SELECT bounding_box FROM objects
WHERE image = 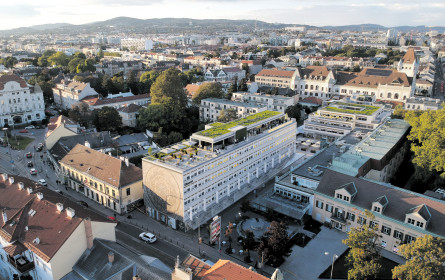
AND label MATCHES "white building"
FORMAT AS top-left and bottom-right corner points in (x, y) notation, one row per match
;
(121, 38), (153, 51)
(0, 74), (45, 127)
(404, 97), (442, 110)
(52, 80), (99, 109)
(232, 91), (297, 112)
(142, 111), (296, 230)
(199, 98), (266, 122)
